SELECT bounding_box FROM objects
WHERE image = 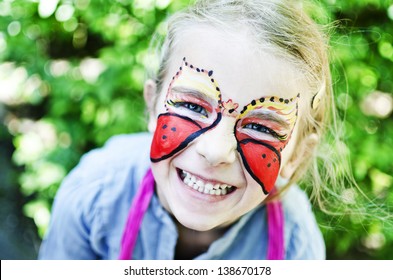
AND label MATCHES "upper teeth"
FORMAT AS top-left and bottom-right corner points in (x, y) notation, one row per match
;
(181, 170), (233, 196)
